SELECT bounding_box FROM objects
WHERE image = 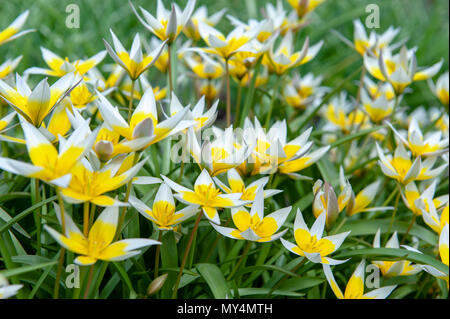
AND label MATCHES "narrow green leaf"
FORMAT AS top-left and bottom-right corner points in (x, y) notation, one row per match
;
(196, 263), (230, 299)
